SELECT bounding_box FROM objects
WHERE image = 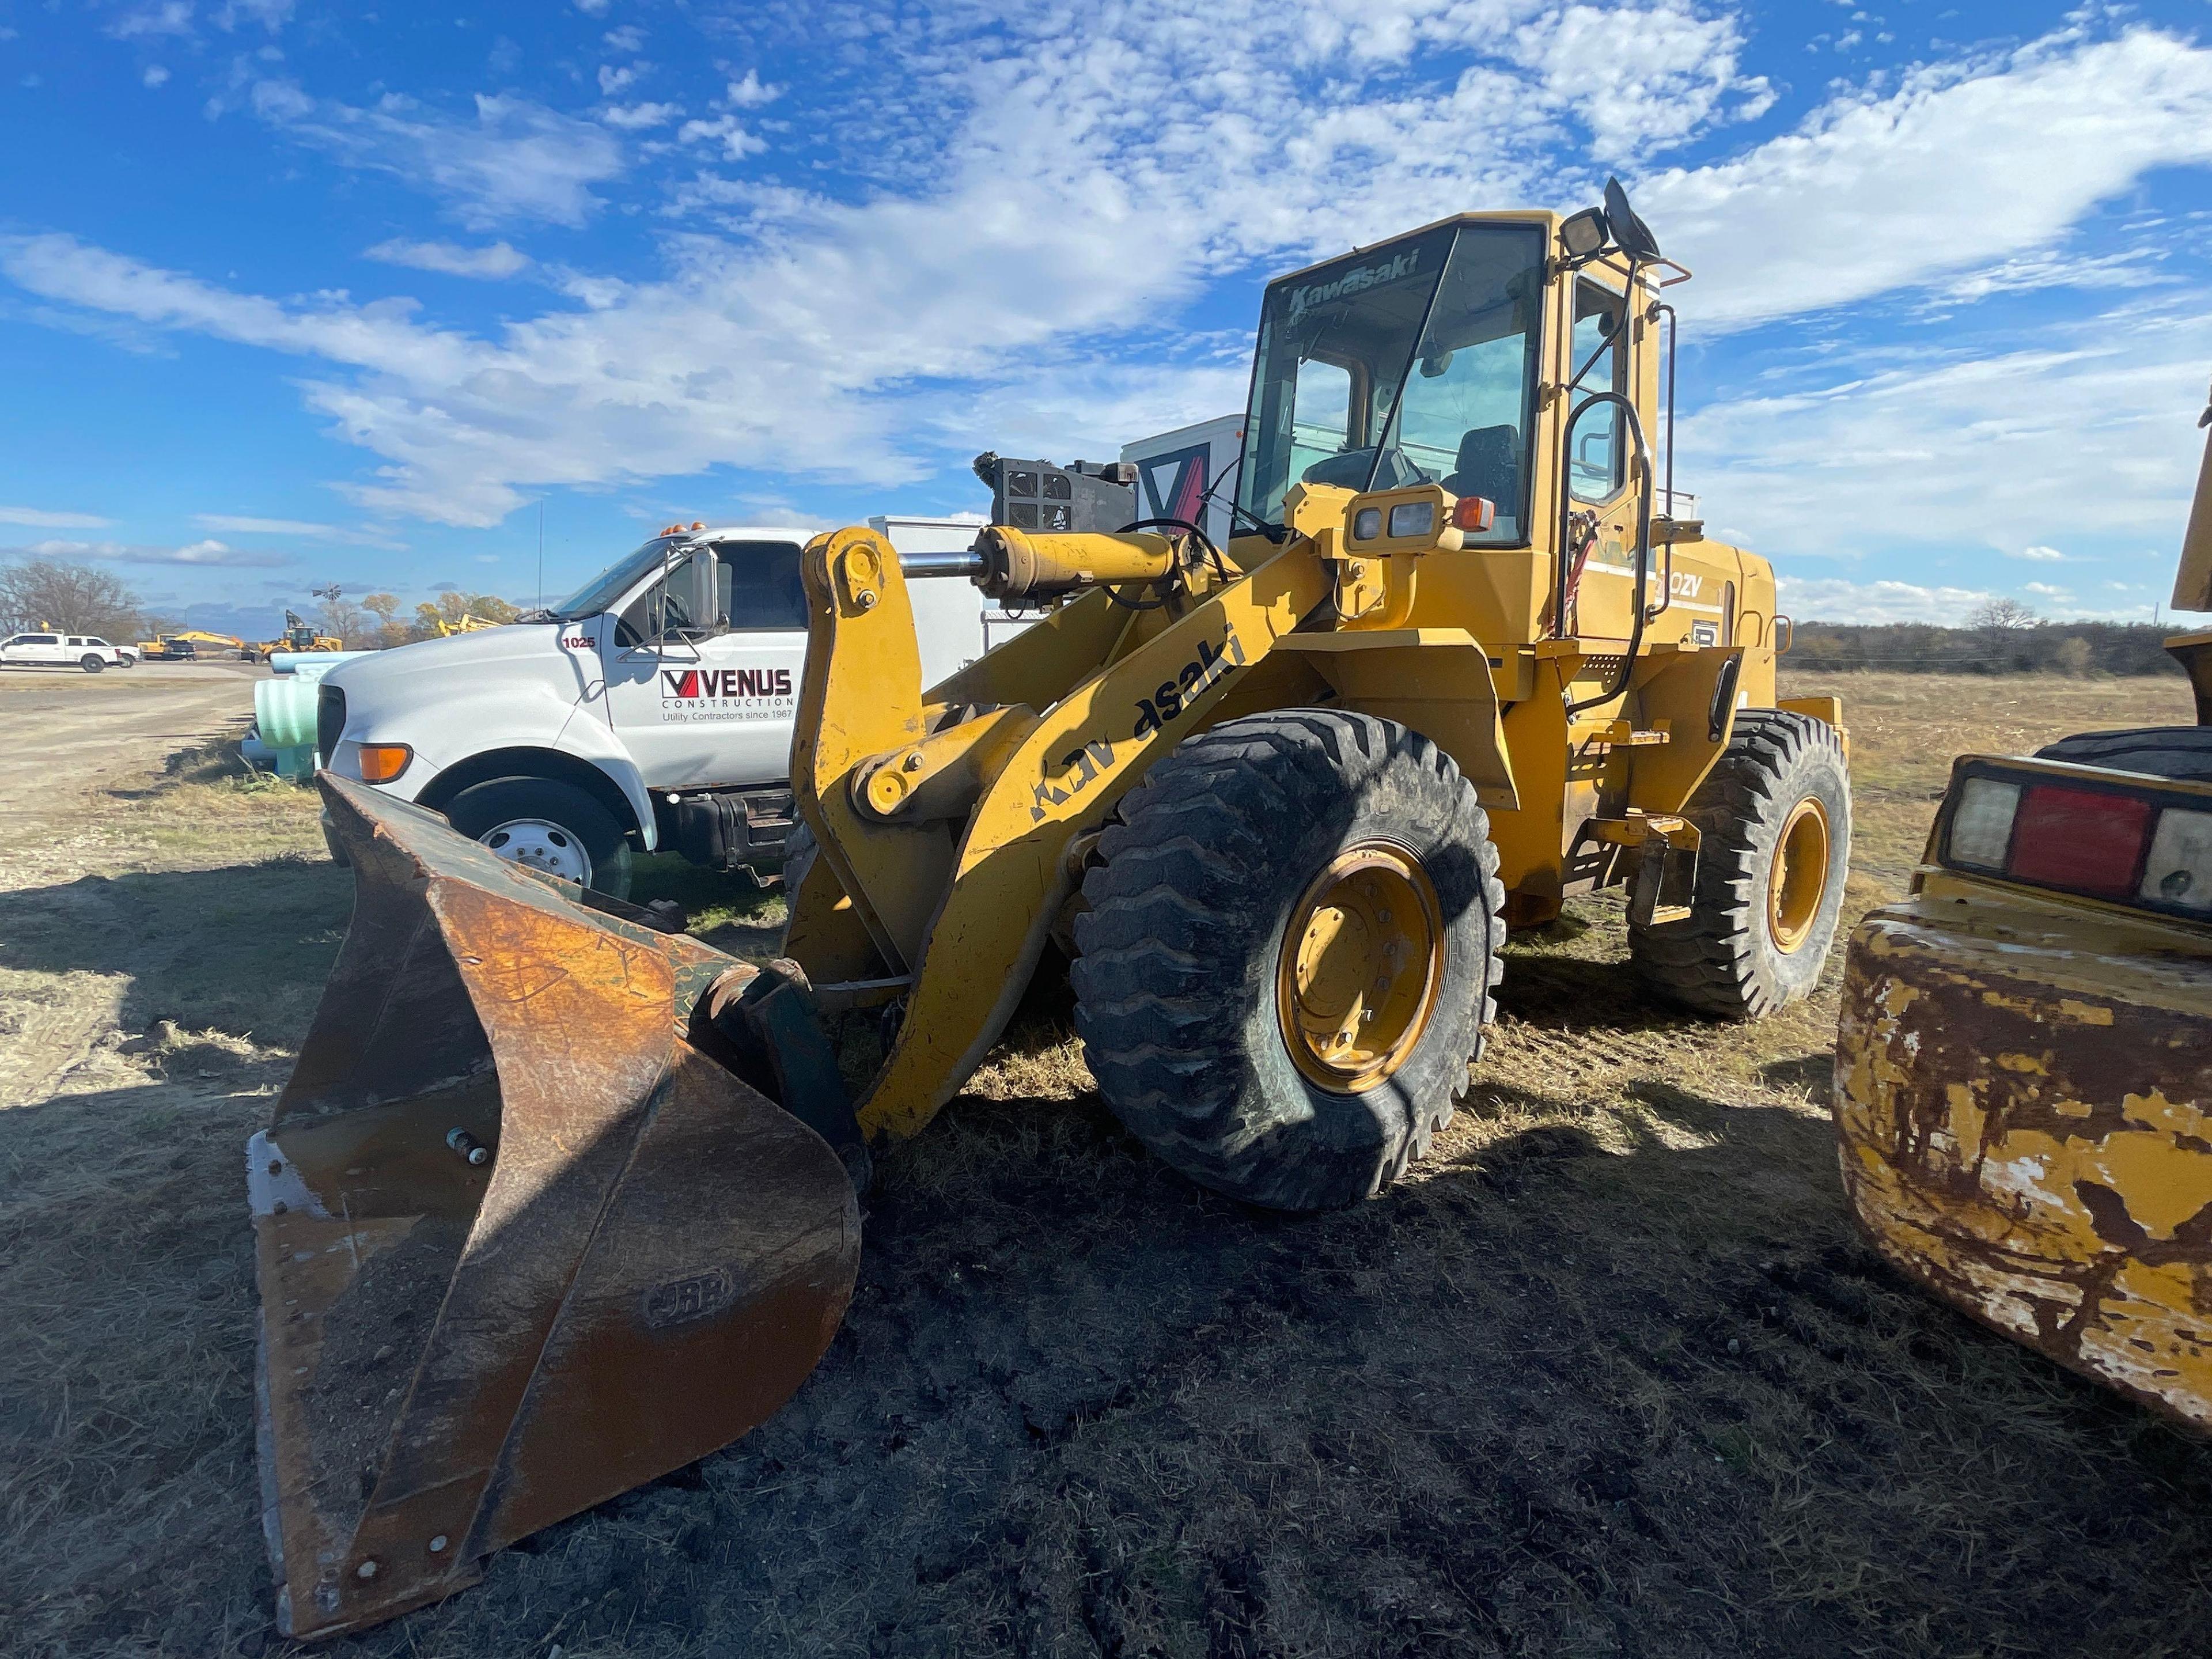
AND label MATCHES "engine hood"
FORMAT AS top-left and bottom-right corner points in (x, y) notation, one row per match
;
(325, 623), (568, 695)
